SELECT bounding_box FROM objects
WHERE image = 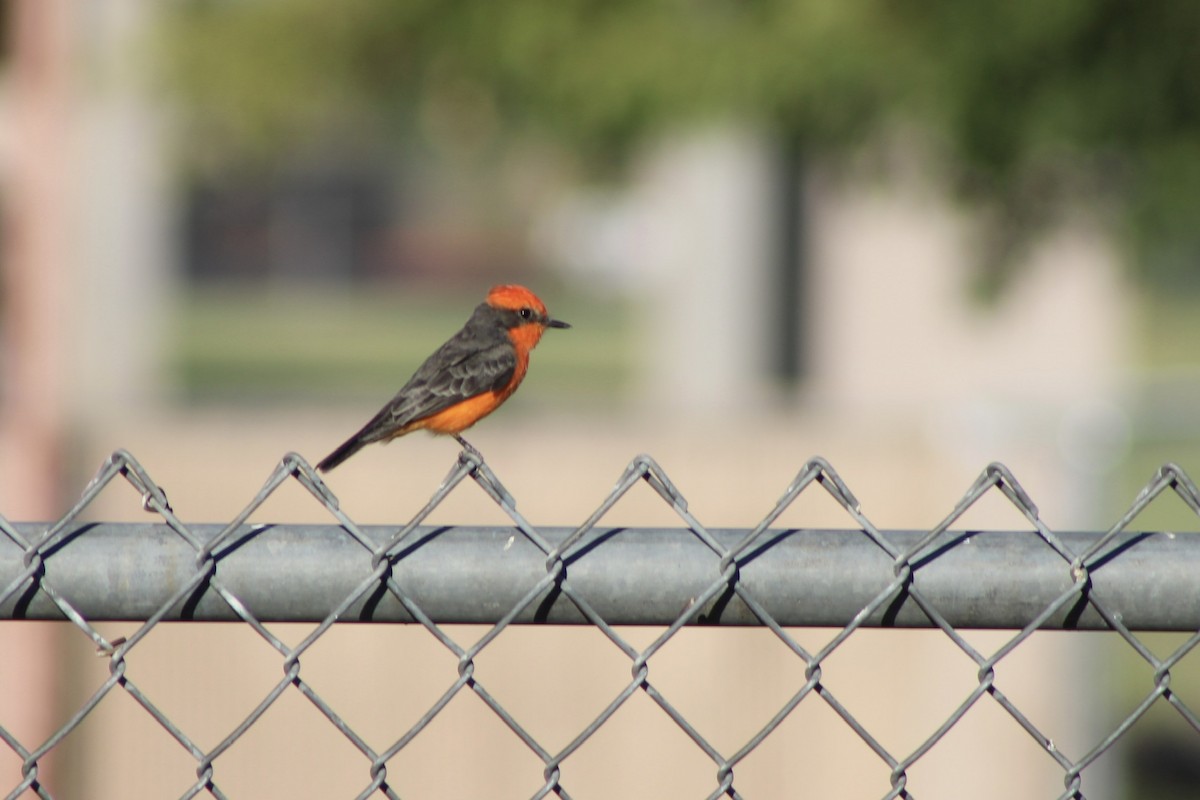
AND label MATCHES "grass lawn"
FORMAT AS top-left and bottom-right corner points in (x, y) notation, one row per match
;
(171, 284), (632, 405)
